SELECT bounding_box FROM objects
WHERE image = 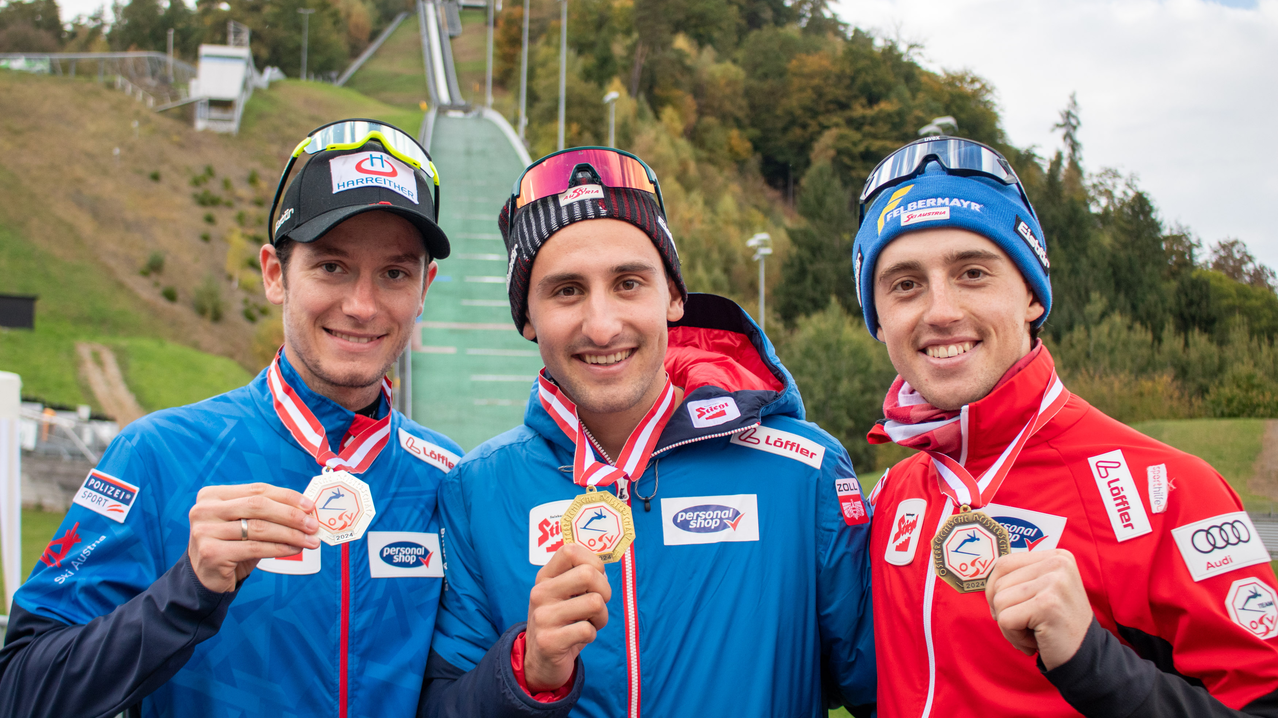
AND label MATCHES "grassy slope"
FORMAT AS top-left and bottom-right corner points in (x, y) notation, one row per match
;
(1132, 417), (1271, 508)
(344, 17), (430, 109)
(0, 72), (421, 412)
